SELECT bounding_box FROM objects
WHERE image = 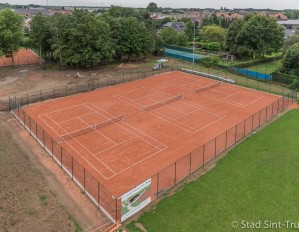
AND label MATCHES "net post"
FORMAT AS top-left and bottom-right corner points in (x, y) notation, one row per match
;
(115, 198), (118, 222)
(259, 110), (261, 125)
